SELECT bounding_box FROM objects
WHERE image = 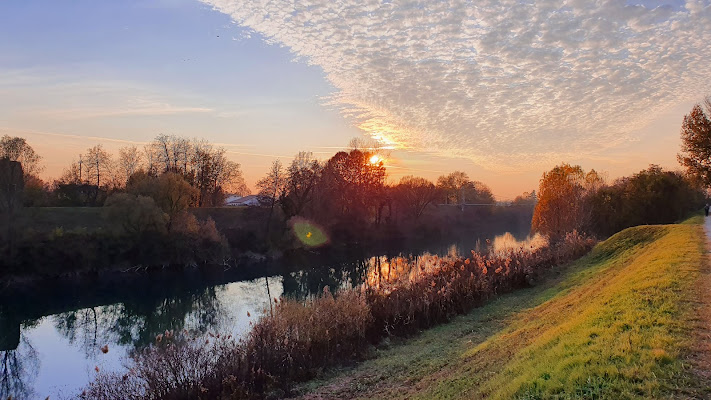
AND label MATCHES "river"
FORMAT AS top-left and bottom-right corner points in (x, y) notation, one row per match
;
(0, 228), (540, 399)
